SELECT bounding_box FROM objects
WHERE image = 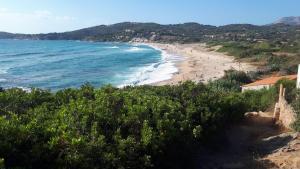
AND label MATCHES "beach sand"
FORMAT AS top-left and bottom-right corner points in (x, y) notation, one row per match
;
(146, 43), (256, 86)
